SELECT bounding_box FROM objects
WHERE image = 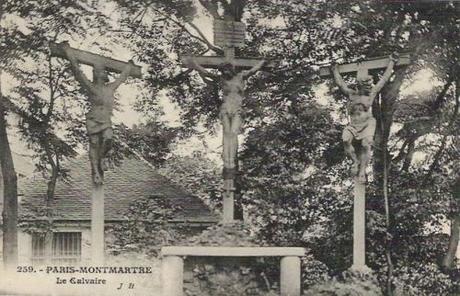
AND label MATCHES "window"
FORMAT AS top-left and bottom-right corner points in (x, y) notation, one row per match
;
(31, 234), (46, 266)
(31, 232), (81, 265)
(52, 232), (82, 264)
